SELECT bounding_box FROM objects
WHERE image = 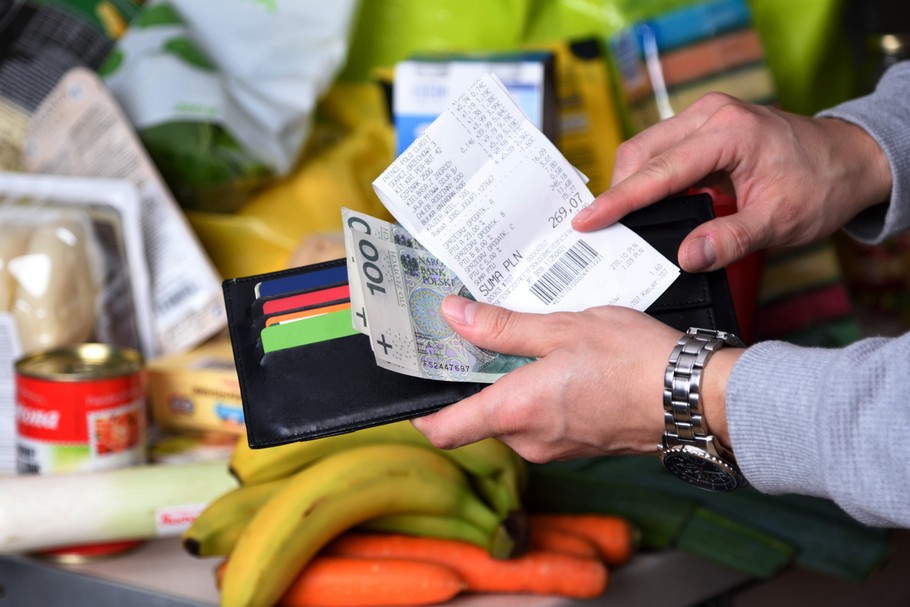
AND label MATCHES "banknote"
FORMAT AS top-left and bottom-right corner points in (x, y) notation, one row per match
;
(342, 207), (424, 337)
(343, 210), (533, 383)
